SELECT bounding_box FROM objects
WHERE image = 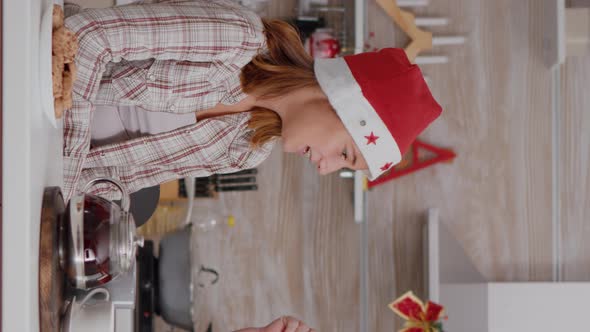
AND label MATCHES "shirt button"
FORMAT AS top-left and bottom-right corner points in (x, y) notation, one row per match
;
(169, 105), (176, 111)
(360, 120), (367, 126)
(148, 74), (156, 81)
